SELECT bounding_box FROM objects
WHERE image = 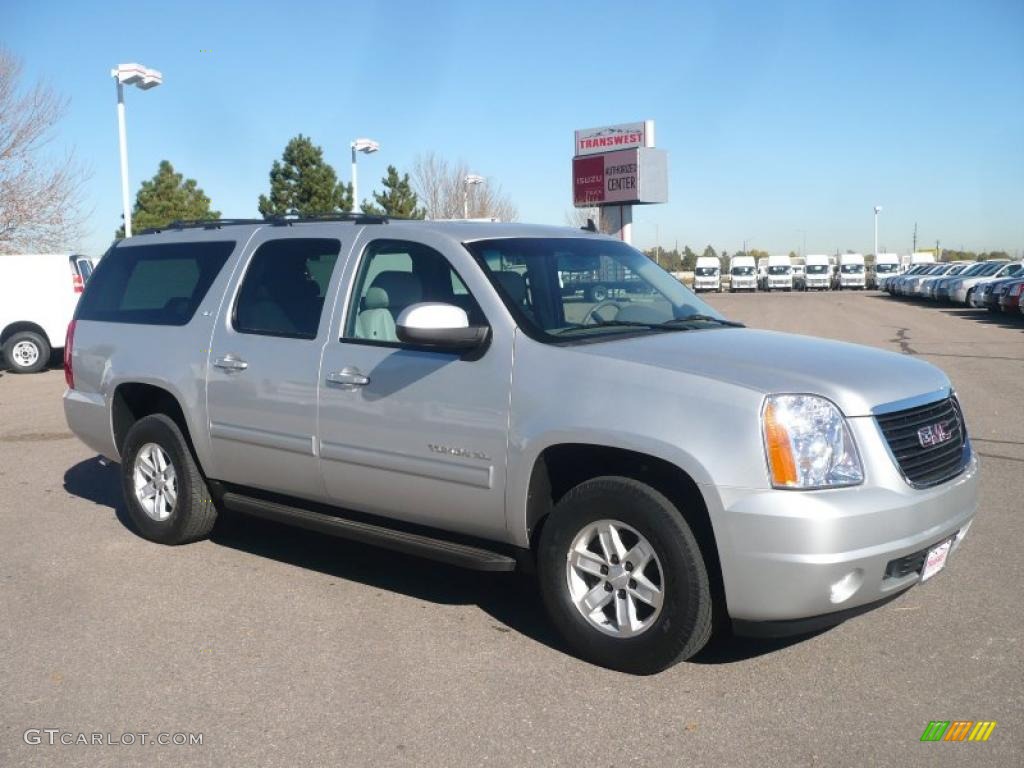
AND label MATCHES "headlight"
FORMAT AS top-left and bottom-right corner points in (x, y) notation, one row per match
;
(762, 395), (863, 489)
